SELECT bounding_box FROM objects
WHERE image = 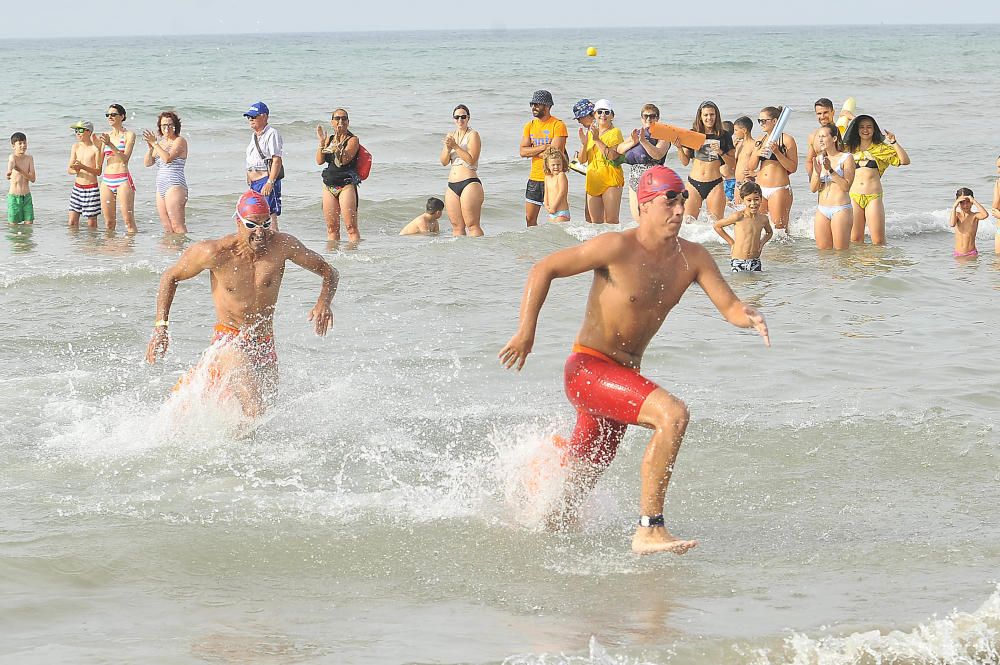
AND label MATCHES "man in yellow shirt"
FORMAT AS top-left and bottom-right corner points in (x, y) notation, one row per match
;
(519, 90), (568, 226)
